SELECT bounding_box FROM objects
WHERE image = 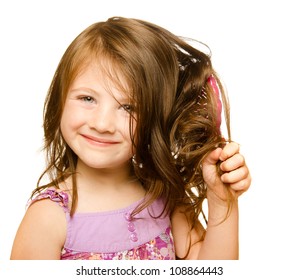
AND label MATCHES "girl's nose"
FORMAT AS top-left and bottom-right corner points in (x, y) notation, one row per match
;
(89, 106), (116, 133)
